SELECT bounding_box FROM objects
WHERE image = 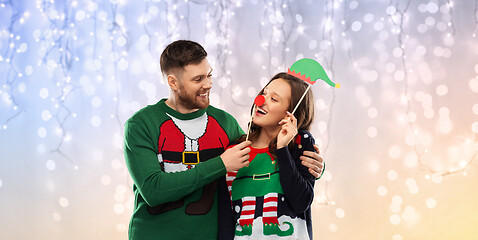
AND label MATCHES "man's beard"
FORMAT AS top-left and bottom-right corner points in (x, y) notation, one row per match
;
(178, 86), (209, 110)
